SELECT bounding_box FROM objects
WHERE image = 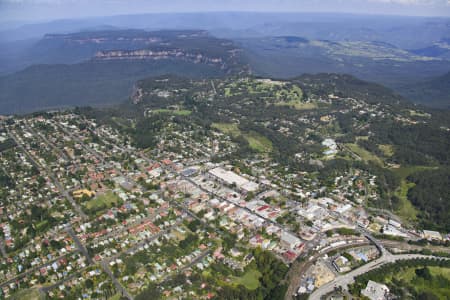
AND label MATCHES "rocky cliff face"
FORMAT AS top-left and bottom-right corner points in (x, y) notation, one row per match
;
(94, 49), (224, 66)
(94, 47), (248, 74)
(21, 29), (249, 75)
